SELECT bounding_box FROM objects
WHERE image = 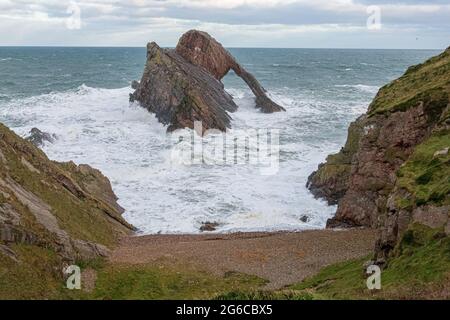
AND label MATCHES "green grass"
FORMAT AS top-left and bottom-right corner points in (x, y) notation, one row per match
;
(88, 266), (266, 300)
(0, 246), (267, 300)
(0, 245), (67, 300)
(289, 258), (371, 300)
(2, 226), (449, 300)
(396, 130), (450, 208)
(286, 225), (450, 300)
(369, 47), (450, 116)
(0, 123), (129, 248)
